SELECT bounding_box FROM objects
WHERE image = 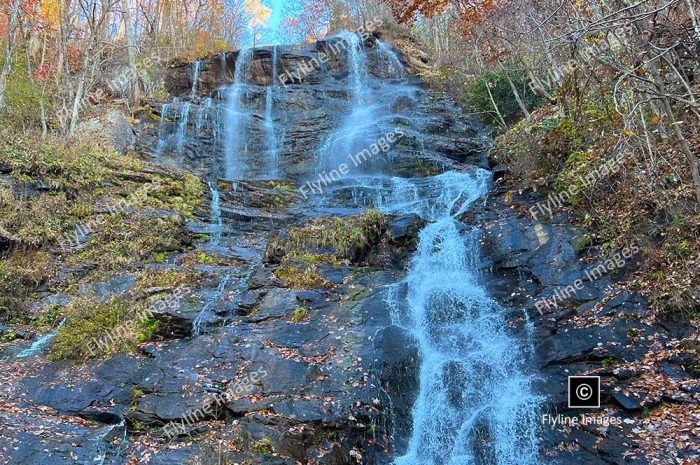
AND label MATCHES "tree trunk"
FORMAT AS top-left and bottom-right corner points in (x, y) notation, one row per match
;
(0, 0), (23, 111)
(499, 61), (531, 122)
(121, 0), (140, 100)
